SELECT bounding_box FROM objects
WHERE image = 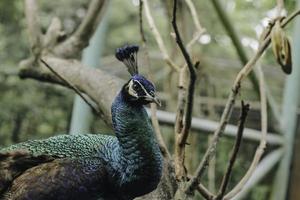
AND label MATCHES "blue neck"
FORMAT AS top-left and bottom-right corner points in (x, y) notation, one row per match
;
(110, 90), (163, 196)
